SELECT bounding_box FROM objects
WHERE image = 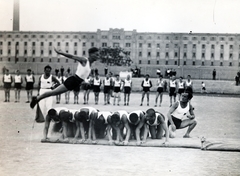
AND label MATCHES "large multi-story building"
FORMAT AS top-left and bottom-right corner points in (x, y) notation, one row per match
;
(0, 29), (240, 79)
